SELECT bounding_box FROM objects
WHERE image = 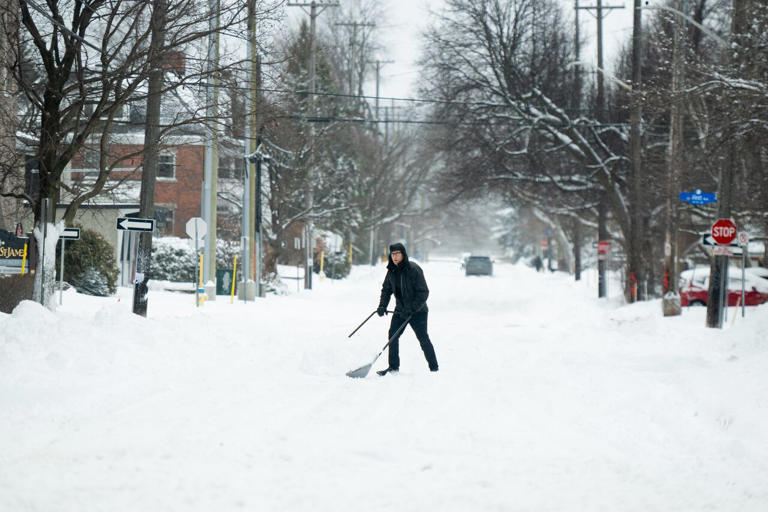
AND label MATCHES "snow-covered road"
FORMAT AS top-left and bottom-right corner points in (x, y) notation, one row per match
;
(1, 260), (767, 511)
